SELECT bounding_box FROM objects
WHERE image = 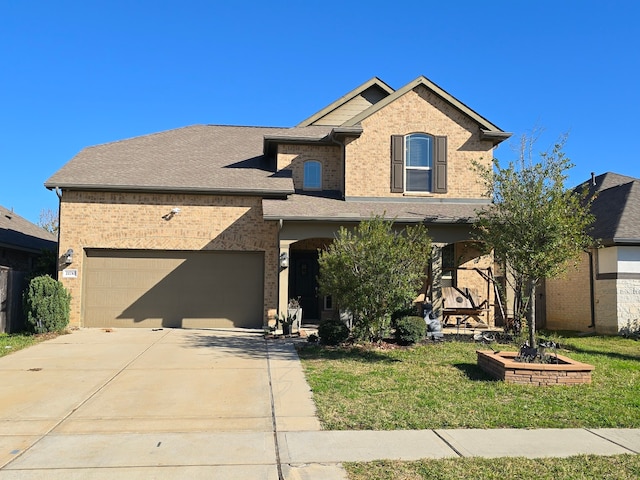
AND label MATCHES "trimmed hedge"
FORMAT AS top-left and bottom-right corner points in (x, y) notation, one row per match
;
(23, 275), (71, 333)
(318, 317), (350, 346)
(394, 316), (426, 345)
